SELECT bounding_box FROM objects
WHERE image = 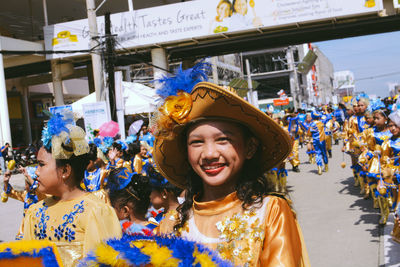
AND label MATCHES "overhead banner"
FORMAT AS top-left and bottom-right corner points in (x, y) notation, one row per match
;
(44, 0), (383, 59)
(394, 0), (400, 8)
